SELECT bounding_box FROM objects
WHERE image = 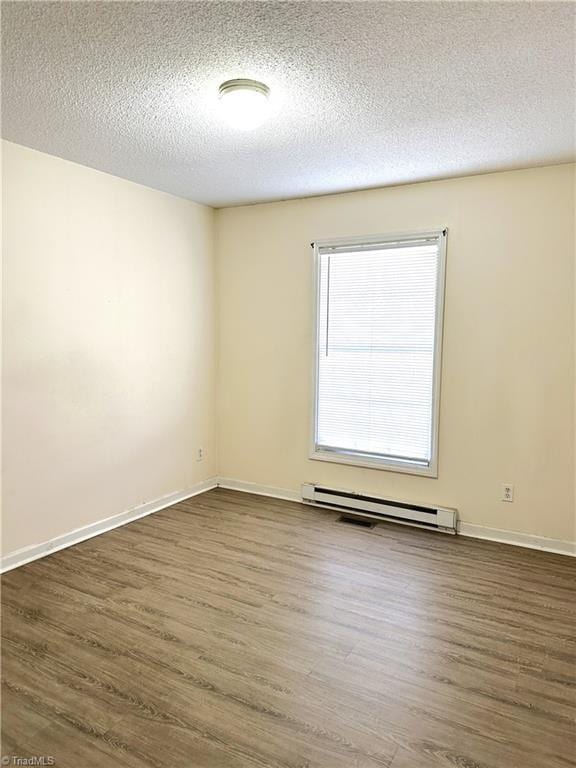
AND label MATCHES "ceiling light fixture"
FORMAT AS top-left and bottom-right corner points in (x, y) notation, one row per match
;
(218, 79), (270, 130)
